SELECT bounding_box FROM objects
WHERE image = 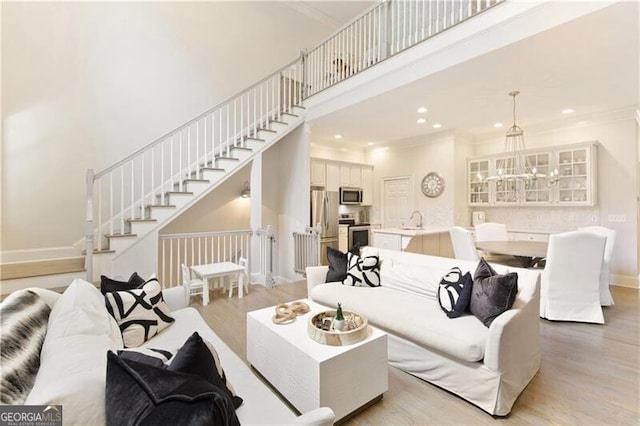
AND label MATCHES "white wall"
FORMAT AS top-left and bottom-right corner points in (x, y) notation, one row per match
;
(366, 132), (459, 226)
(262, 124), (311, 283)
(159, 165), (251, 234)
(1, 1), (338, 255)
